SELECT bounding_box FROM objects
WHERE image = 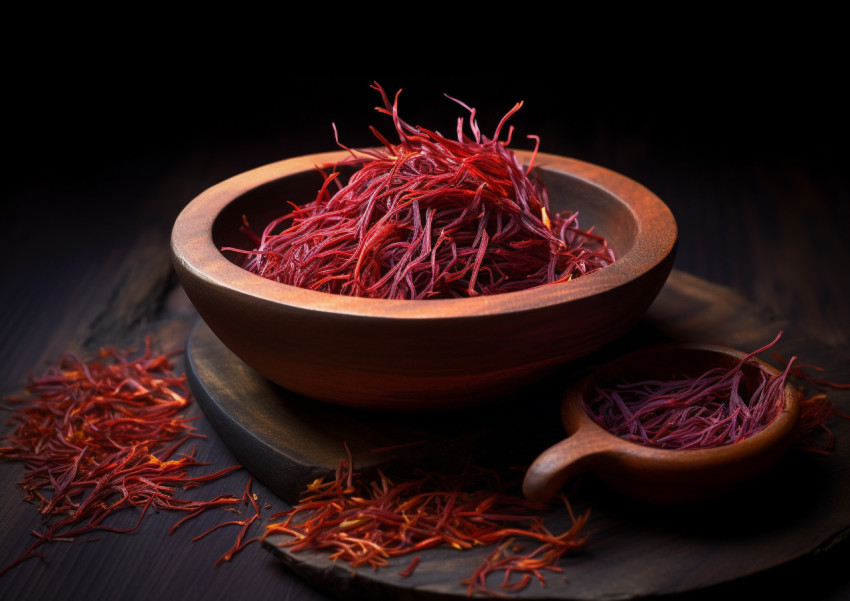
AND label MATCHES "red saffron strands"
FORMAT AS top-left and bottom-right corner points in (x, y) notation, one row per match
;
(583, 334), (795, 450)
(770, 353), (850, 455)
(191, 477), (263, 565)
(0, 339), (255, 575)
(224, 82), (614, 299)
(263, 445), (589, 596)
